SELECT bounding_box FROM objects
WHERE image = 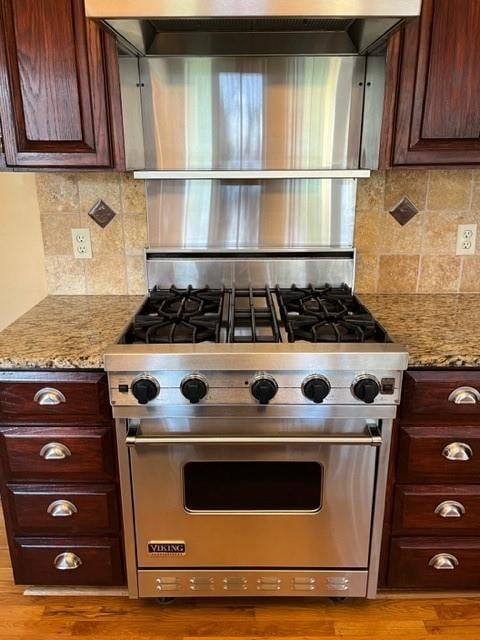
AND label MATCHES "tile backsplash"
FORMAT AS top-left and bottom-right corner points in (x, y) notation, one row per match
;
(37, 169), (480, 296)
(355, 169), (480, 293)
(37, 173), (148, 295)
